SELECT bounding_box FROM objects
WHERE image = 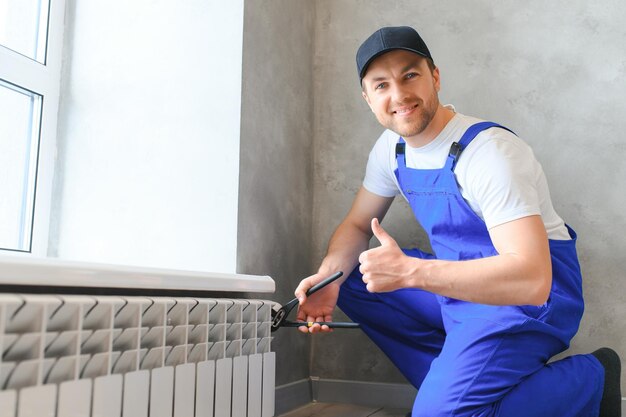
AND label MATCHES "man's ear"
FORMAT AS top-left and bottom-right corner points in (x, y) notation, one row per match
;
(433, 66), (441, 92)
(362, 89), (374, 112)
